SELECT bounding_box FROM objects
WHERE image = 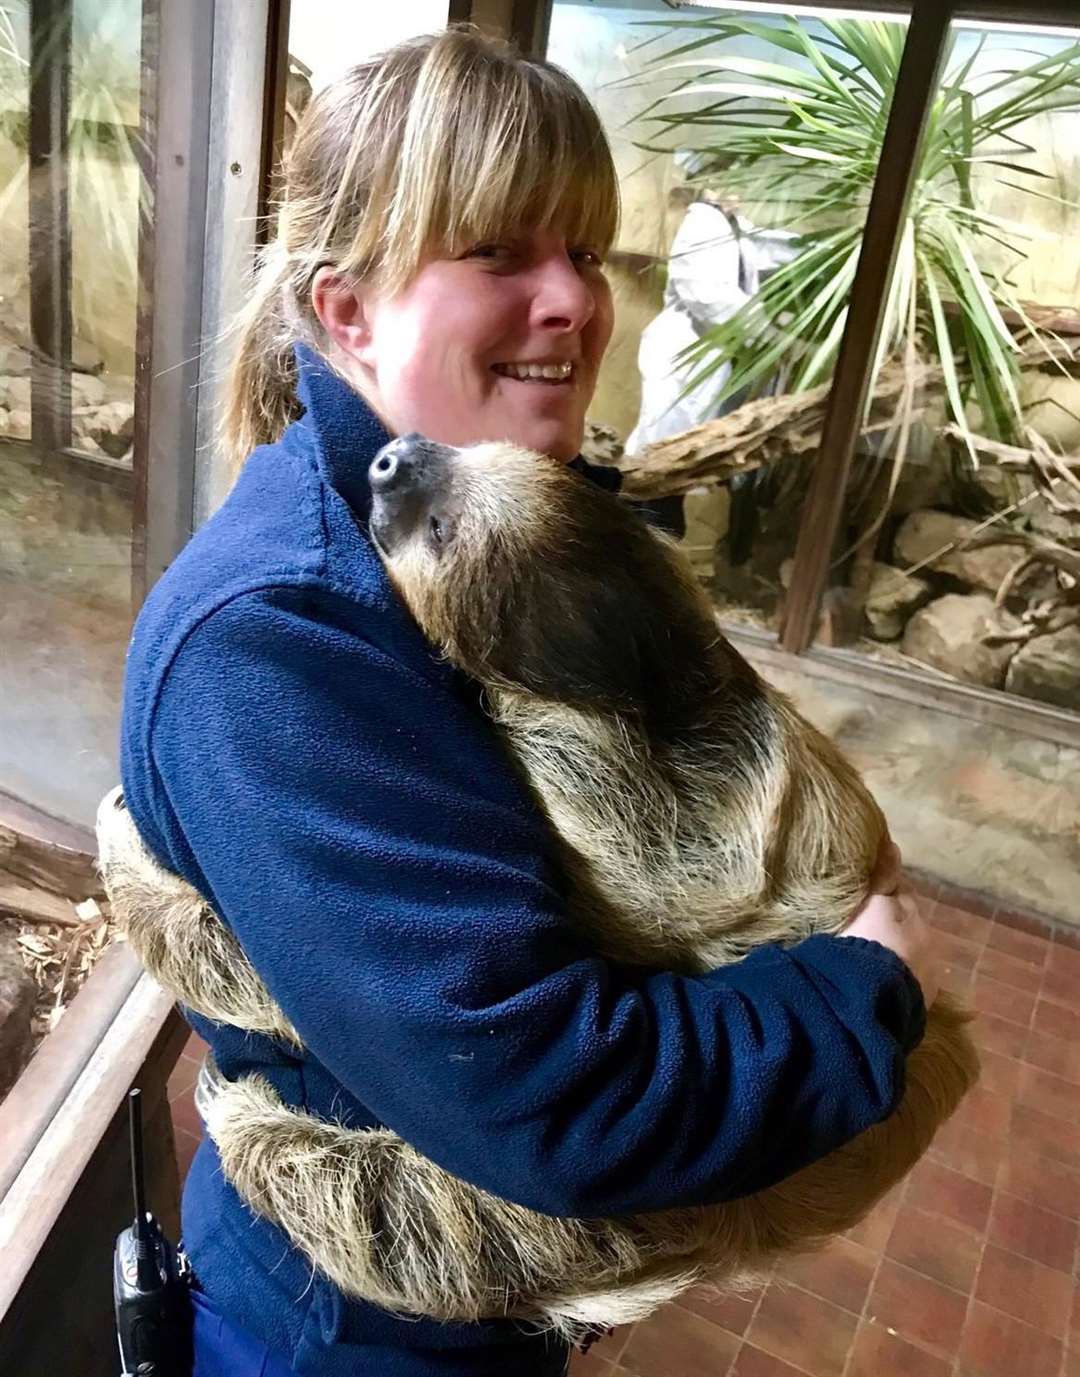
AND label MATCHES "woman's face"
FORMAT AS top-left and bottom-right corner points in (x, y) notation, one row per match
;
(327, 228), (614, 463)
